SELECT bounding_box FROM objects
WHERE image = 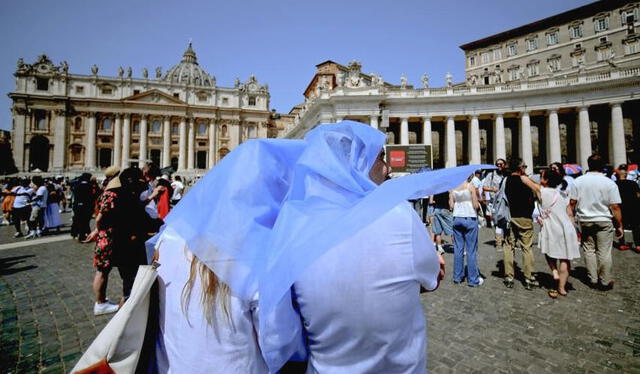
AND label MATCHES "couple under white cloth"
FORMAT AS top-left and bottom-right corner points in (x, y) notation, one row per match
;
(148, 121), (490, 373)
